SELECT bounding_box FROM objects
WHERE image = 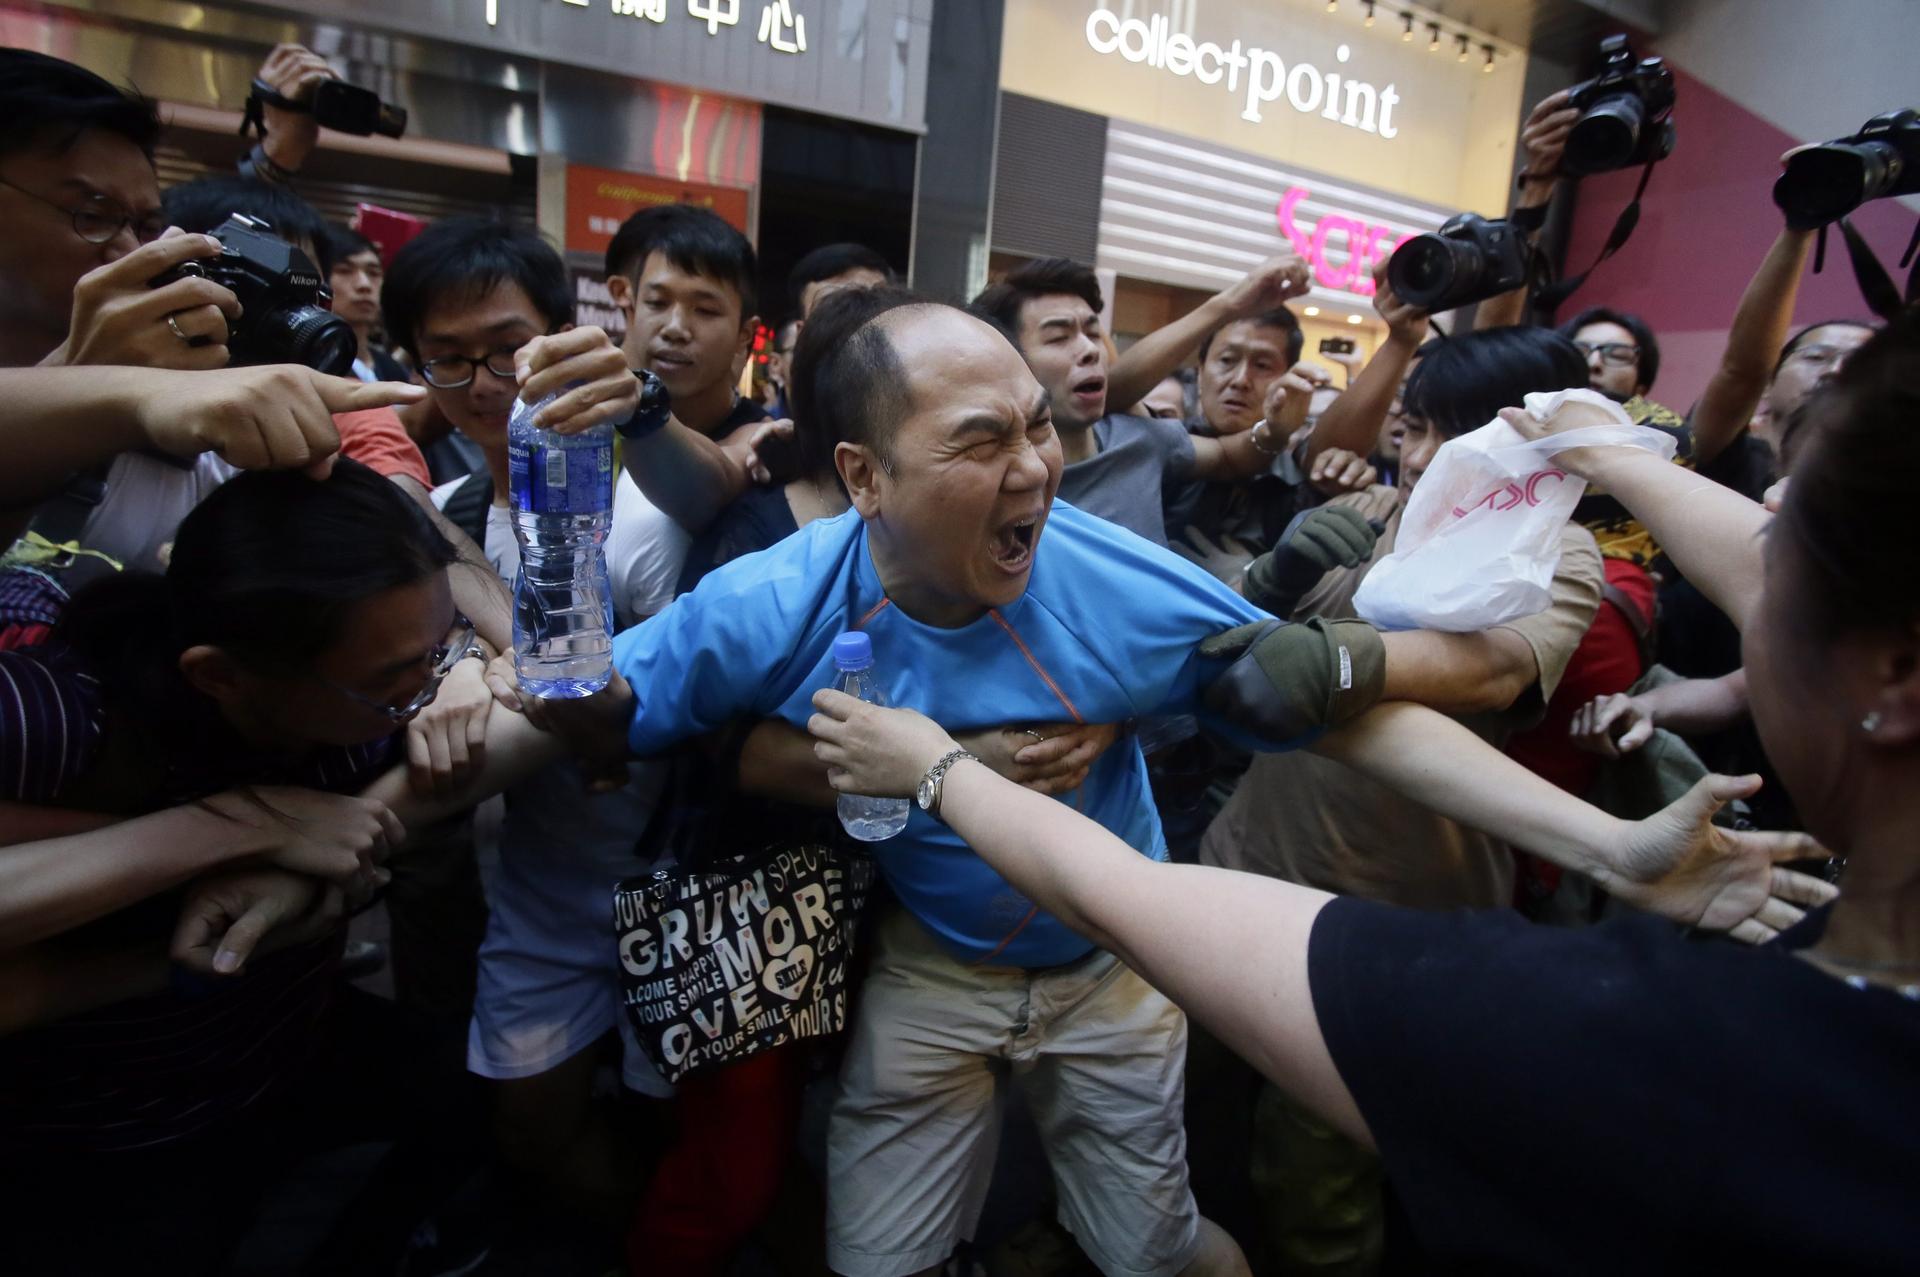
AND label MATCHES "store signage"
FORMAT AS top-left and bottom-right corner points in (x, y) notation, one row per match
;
(564, 164), (751, 256)
(499, 0), (808, 53)
(1275, 186), (1415, 296)
(1085, 9), (1399, 135)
